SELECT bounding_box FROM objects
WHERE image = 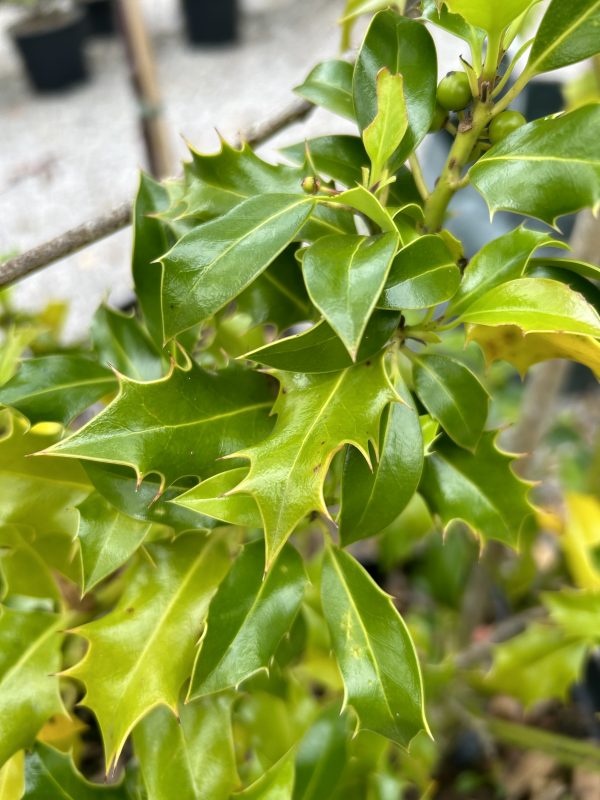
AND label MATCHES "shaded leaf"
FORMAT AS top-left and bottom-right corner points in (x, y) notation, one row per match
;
(294, 60), (355, 120)
(24, 743), (126, 799)
(281, 136), (368, 189)
(303, 233), (399, 358)
(0, 356), (115, 427)
(528, 0), (600, 75)
(420, 432), (532, 547)
(412, 354), (489, 450)
(188, 540), (307, 699)
(91, 305), (164, 381)
(0, 526), (61, 602)
(65, 534), (230, 769)
(527, 255), (600, 283)
(45, 362), (274, 489)
(293, 705), (348, 800)
(469, 106), (600, 225)
(321, 546), (428, 746)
